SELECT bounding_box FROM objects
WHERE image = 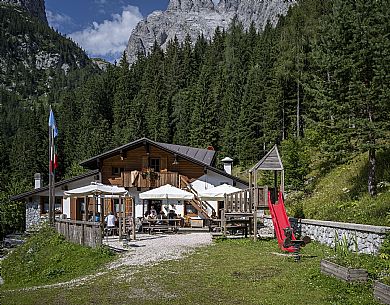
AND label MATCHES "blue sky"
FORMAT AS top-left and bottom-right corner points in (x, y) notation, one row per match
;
(46, 0), (169, 62)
